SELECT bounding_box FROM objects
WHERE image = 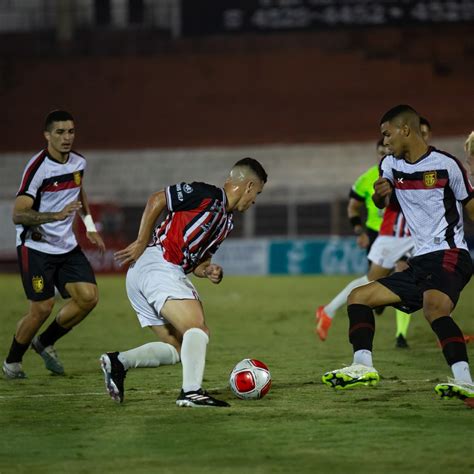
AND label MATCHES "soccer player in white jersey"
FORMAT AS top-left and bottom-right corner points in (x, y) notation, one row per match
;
(2, 110), (105, 379)
(322, 105), (474, 407)
(99, 158), (267, 407)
